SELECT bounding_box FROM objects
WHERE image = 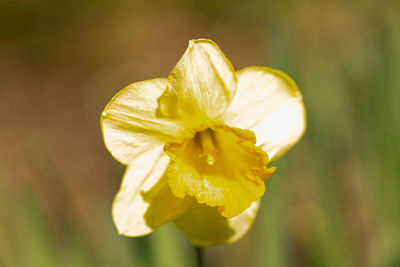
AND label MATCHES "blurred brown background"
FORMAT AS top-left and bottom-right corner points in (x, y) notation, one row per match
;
(1, 0), (399, 266)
